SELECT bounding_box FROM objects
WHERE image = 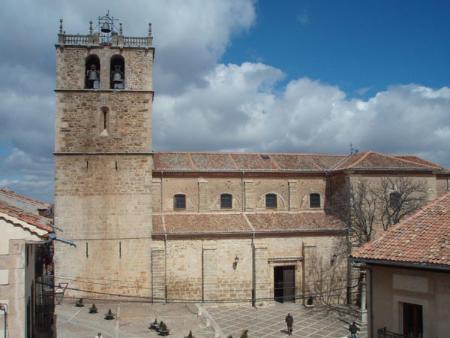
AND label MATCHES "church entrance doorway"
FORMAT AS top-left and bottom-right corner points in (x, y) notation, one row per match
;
(274, 265), (295, 303)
